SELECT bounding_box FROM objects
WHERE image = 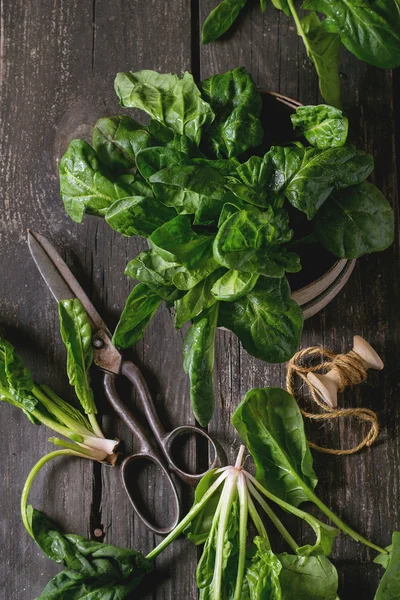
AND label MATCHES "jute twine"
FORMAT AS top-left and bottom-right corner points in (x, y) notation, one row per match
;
(286, 346), (379, 455)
